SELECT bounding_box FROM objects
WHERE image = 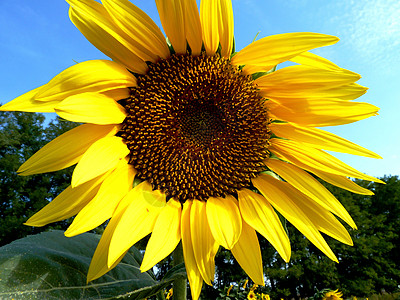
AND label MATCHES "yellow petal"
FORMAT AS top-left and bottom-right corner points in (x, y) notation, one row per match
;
(34, 60), (136, 102)
(68, 3), (148, 73)
(290, 51), (340, 70)
(267, 98), (379, 127)
(140, 182), (168, 208)
(231, 32), (339, 68)
(108, 181), (166, 267)
(25, 174), (106, 227)
(181, 201), (204, 300)
(270, 139), (384, 183)
(65, 159), (136, 237)
(87, 189), (136, 282)
(182, 0), (202, 56)
(0, 87), (60, 113)
(252, 174), (338, 262)
(206, 195), (242, 250)
(217, 0), (234, 58)
(102, 88), (130, 100)
(237, 188), (290, 262)
(269, 122), (381, 159)
(88, 235), (128, 282)
(18, 124), (119, 176)
(155, 0), (186, 54)
(307, 167), (374, 196)
(102, 0), (169, 60)
(55, 92), (126, 124)
(71, 136), (129, 187)
(255, 65), (361, 97)
(262, 82), (368, 101)
(231, 219), (264, 285)
(201, 0), (219, 55)
(292, 190), (353, 246)
(141, 199), (182, 272)
(265, 159), (356, 229)
(190, 199), (218, 285)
